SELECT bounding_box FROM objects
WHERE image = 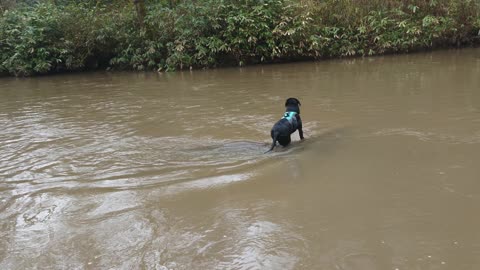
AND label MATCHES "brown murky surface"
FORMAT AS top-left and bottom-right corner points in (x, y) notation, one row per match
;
(1, 48), (480, 269)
